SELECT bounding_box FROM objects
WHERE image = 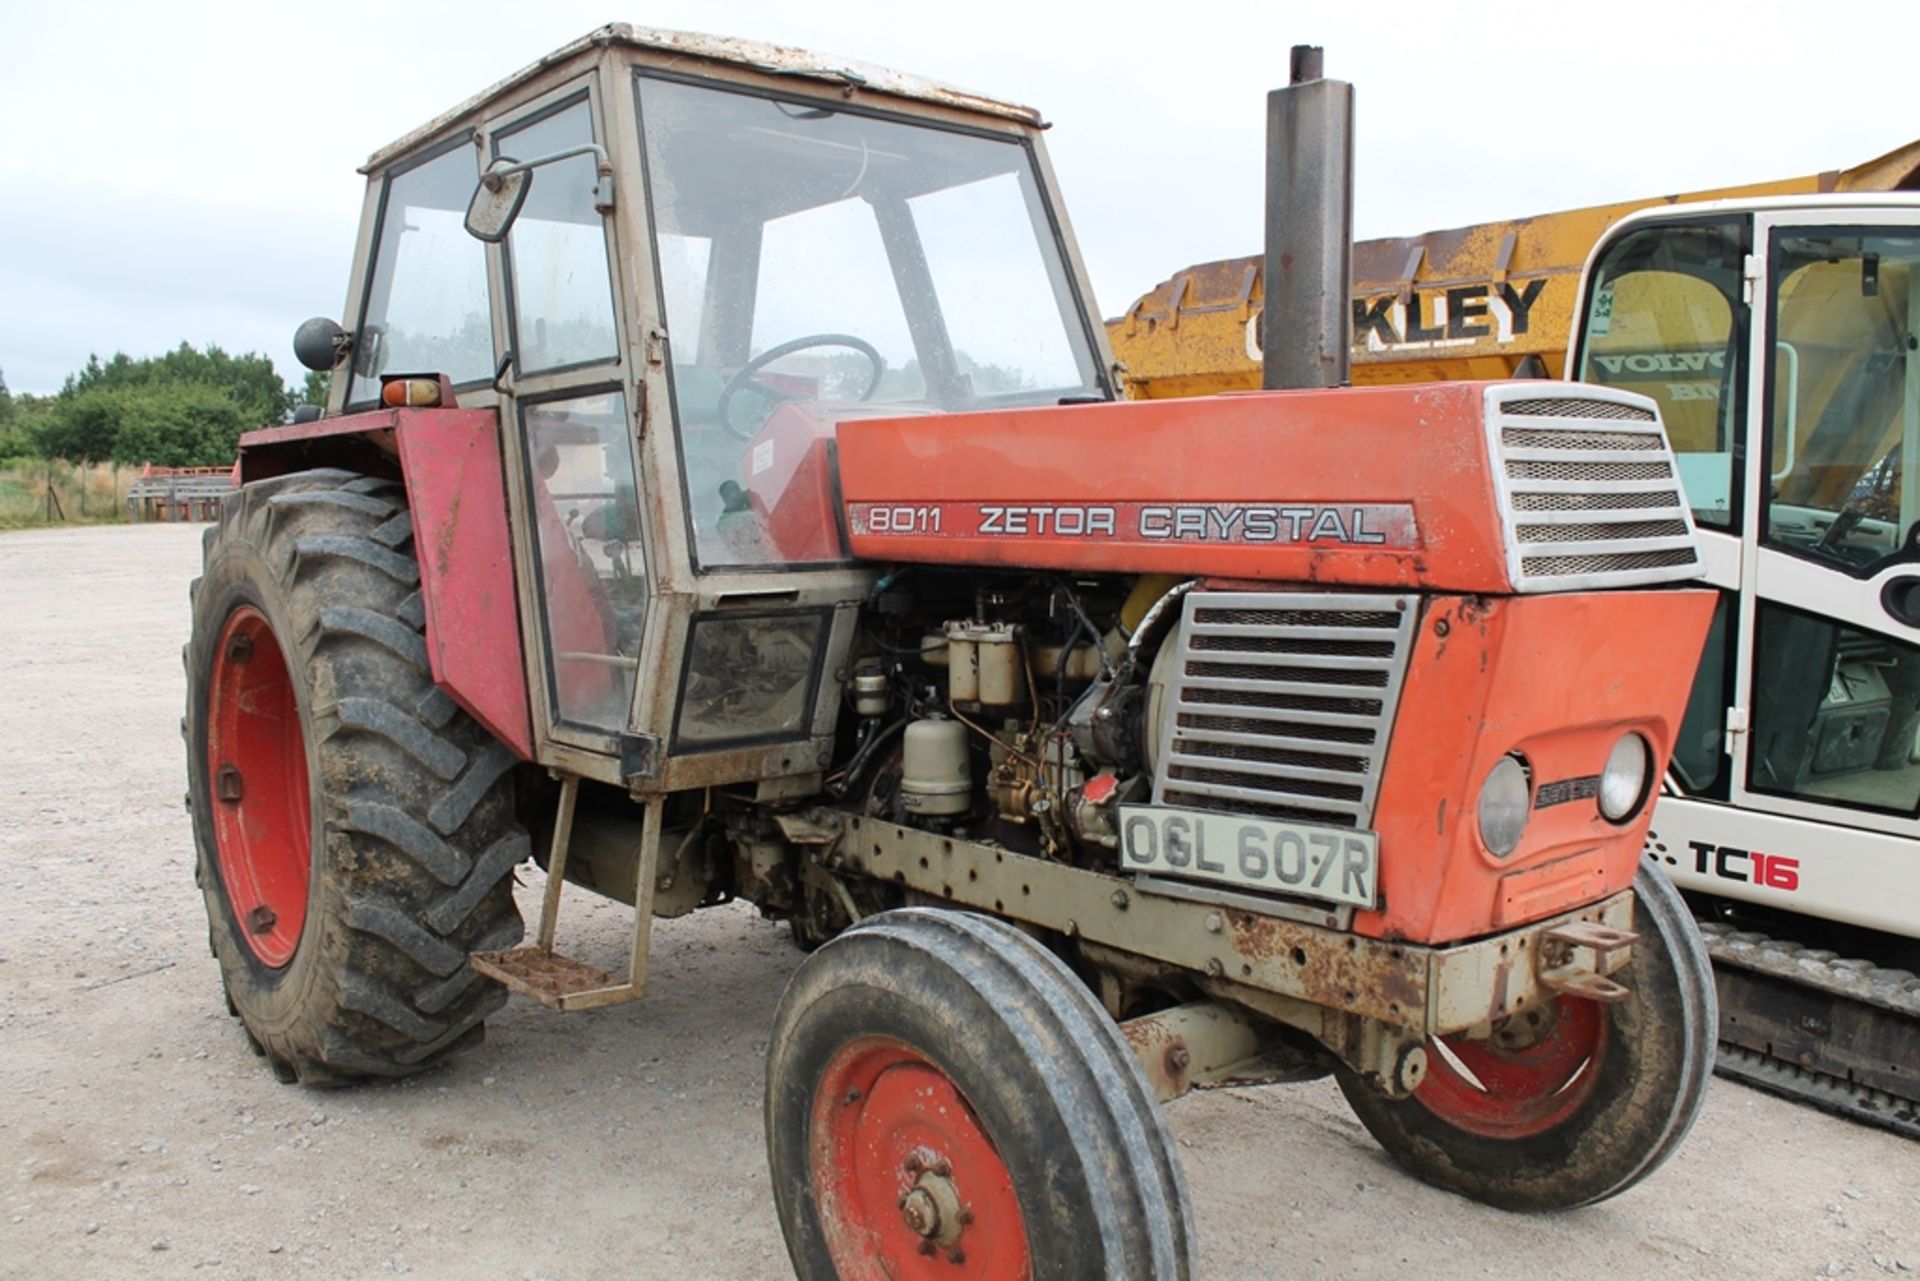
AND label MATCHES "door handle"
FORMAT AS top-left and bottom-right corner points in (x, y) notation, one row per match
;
(1879, 574), (1920, 627)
